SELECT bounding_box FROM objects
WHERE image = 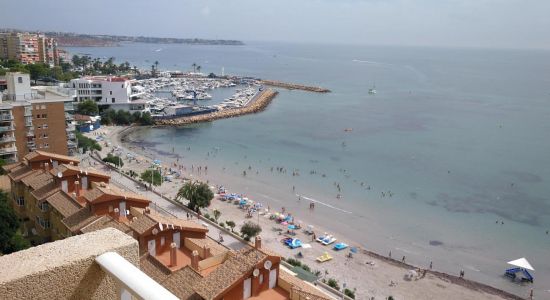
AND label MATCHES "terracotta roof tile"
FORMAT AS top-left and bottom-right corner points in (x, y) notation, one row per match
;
(279, 268), (332, 299)
(2, 162), (23, 172)
(21, 171), (53, 190)
(139, 254), (172, 283)
(81, 215), (133, 235)
(7, 165), (37, 182)
(25, 150), (79, 164)
(31, 181), (60, 201)
(186, 237), (228, 257)
(45, 191), (81, 217)
(194, 247), (268, 299)
(162, 266), (202, 299)
(51, 164), (110, 179)
(62, 207), (101, 233)
(83, 183), (149, 203)
(128, 212), (157, 235)
(144, 210), (208, 233)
